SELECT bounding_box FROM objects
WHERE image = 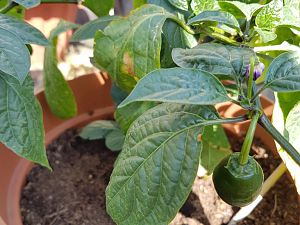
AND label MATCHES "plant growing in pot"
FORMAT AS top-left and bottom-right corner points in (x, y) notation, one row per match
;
(77, 0), (300, 223)
(1, 0), (300, 224)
